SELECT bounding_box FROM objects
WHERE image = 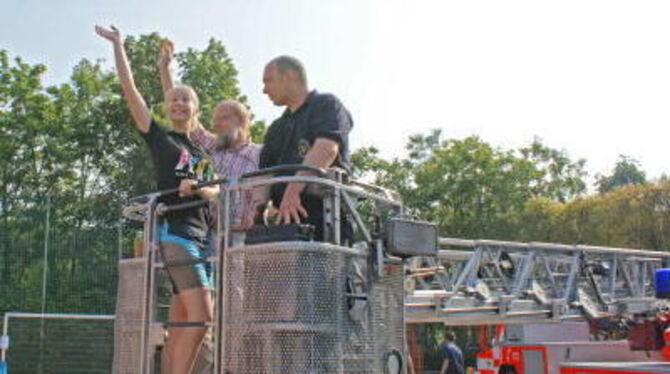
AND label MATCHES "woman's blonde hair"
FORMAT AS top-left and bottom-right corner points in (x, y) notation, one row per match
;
(164, 84), (201, 131)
